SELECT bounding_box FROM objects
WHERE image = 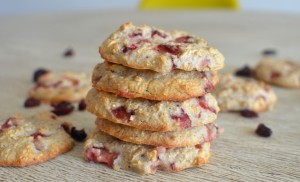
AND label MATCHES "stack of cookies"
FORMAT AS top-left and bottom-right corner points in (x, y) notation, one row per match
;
(84, 22), (225, 174)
